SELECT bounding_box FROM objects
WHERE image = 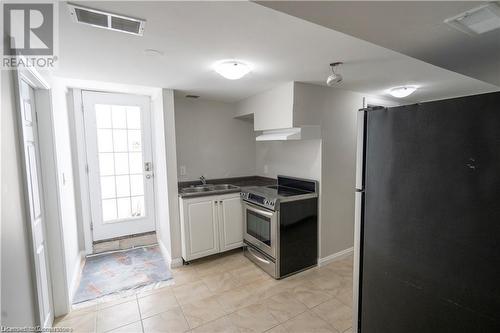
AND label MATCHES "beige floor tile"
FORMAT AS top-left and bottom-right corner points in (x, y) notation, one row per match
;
(54, 311), (97, 333)
(290, 281), (332, 309)
(96, 300), (140, 332)
(312, 298), (352, 333)
(228, 302), (279, 333)
(280, 310), (336, 333)
(172, 280), (214, 305)
(142, 307), (189, 333)
(171, 268), (201, 286)
(191, 316), (239, 333)
(98, 293), (137, 310)
(265, 324), (288, 333)
(342, 328), (353, 333)
(264, 291), (307, 323)
(181, 295), (227, 329)
(310, 274), (349, 298)
(136, 285), (171, 298)
(107, 321), (143, 333)
(232, 265), (269, 286)
(335, 288), (353, 308)
(202, 271), (241, 293)
(215, 286), (258, 314)
(138, 289), (179, 319)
